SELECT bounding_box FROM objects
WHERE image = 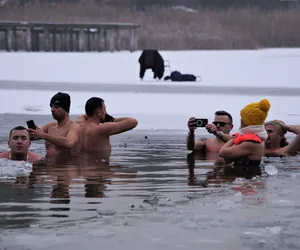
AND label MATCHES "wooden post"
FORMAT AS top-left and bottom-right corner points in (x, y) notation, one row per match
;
(65, 29), (70, 52)
(31, 29), (39, 51)
(25, 27), (31, 51)
(59, 30), (65, 51)
(53, 29), (57, 52)
(116, 28), (121, 51)
(78, 28), (85, 52)
(96, 28), (102, 52)
(91, 29), (96, 51)
(44, 27), (50, 52)
(87, 29), (91, 51)
(74, 30), (79, 51)
(129, 28), (137, 52)
(5, 28), (12, 51)
(12, 27), (17, 51)
(107, 29), (114, 52)
(69, 30), (73, 52)
(103, 29), (107, 51)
